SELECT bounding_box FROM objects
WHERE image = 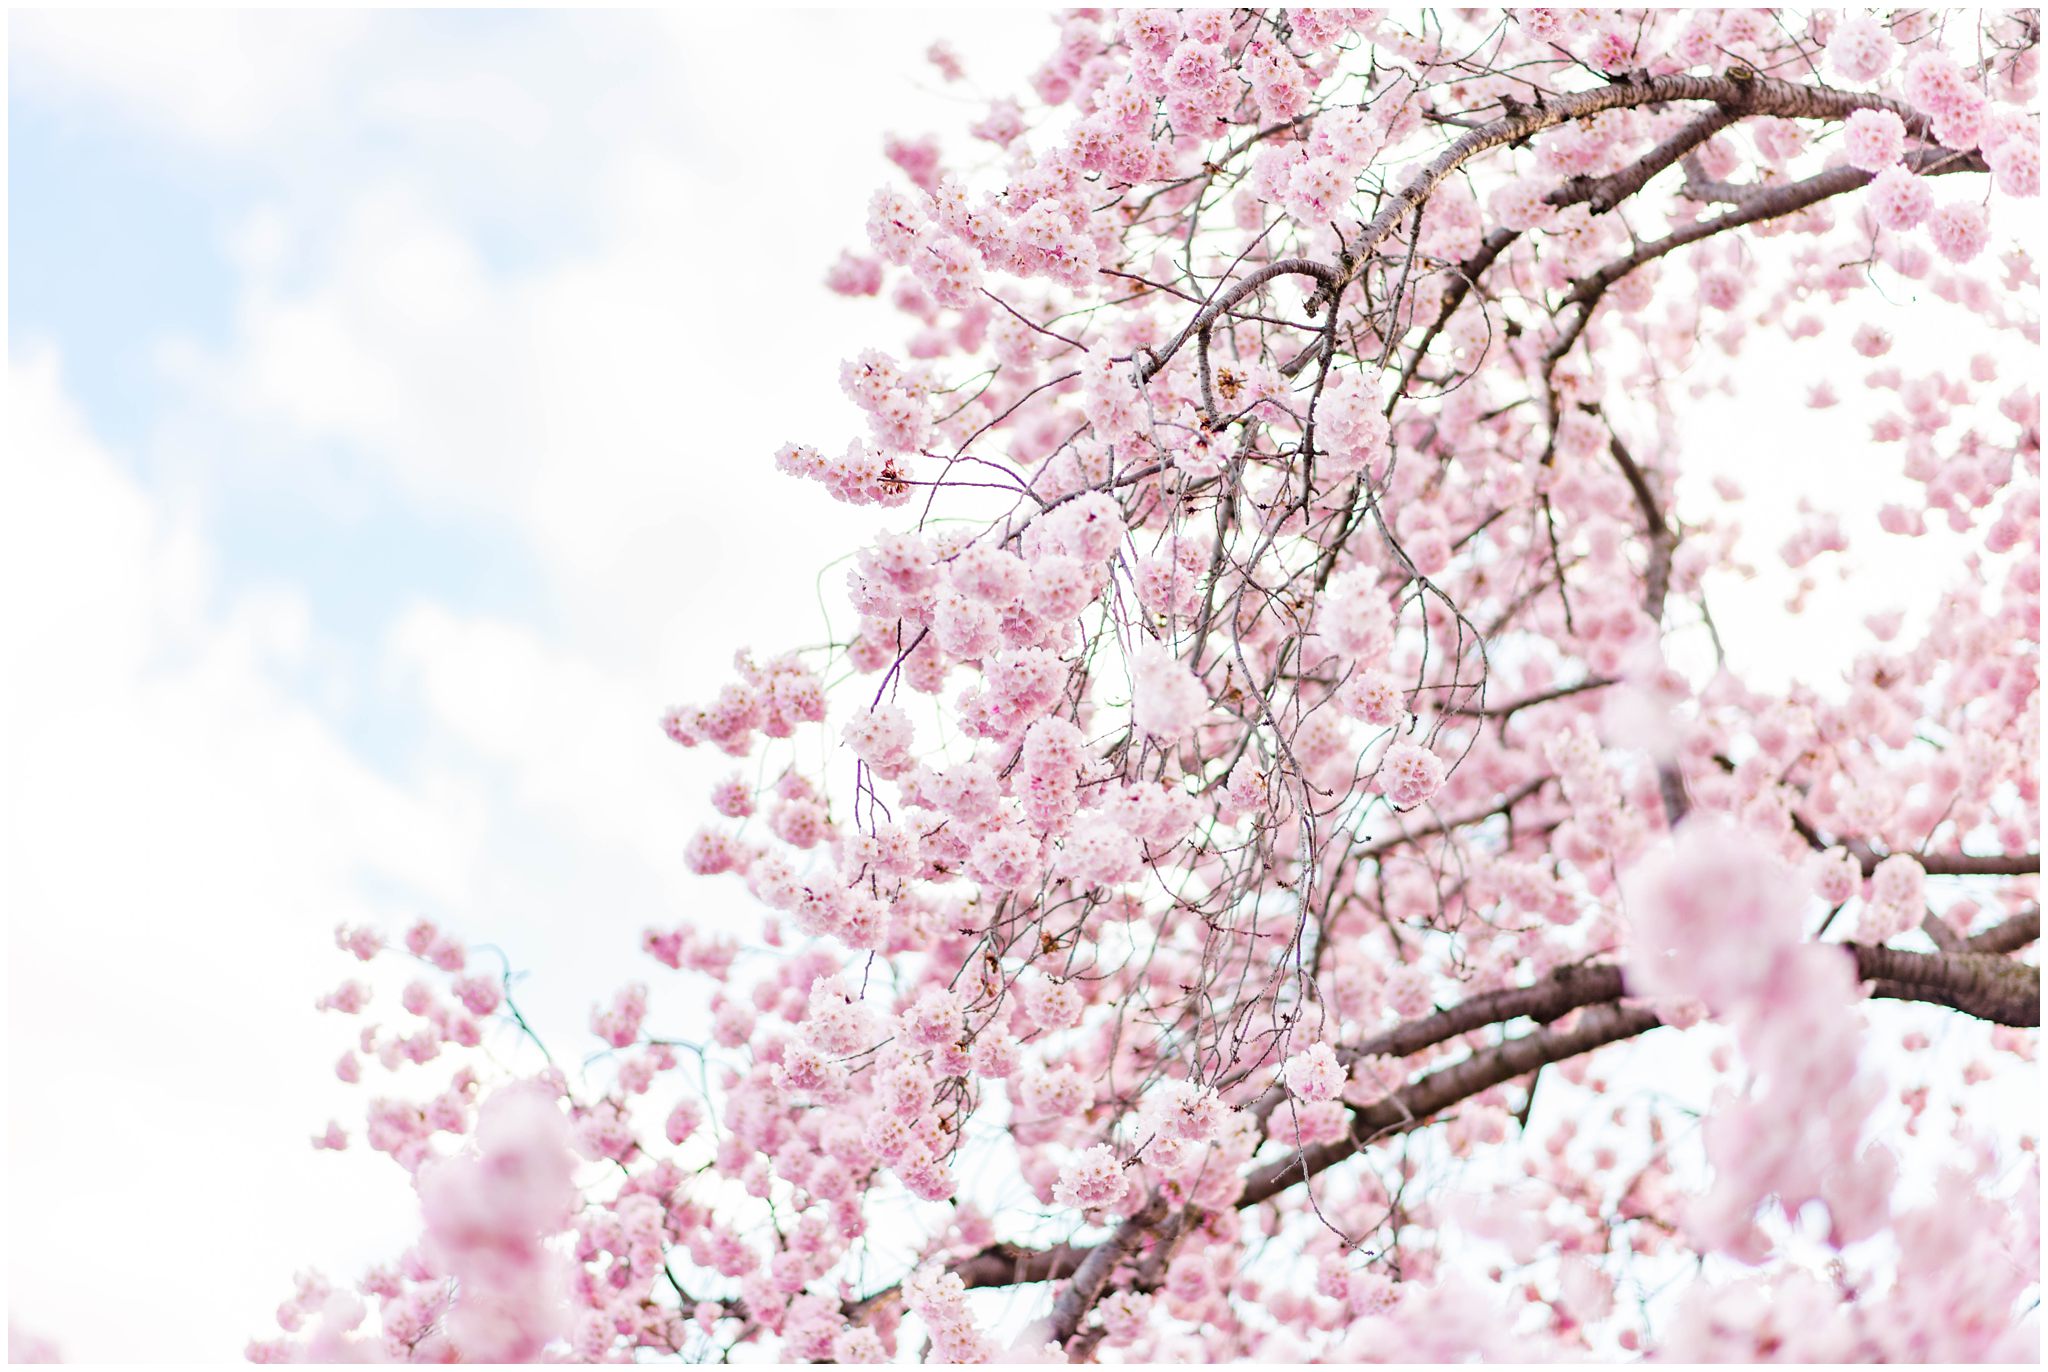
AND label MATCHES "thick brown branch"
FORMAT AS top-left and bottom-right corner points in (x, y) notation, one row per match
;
(1851, 943), (2041, 1028)
(1249, 960), (1628, 1124)
(1855, 846), (2041, 879)
(1552, 106), (1740, 216)
(1920, 909), (1966, 952)
(1401, 110), (1736, 403)
(1046, 1193), (1171, 1344)
(950, 1240), (1091, 1293)
(1239, 1002), (1664, 1208)
(1968, 906), (2041, 955)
